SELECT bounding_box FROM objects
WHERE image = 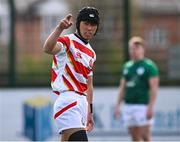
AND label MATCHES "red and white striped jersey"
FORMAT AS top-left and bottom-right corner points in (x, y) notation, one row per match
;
(51, 34), (96, 95)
